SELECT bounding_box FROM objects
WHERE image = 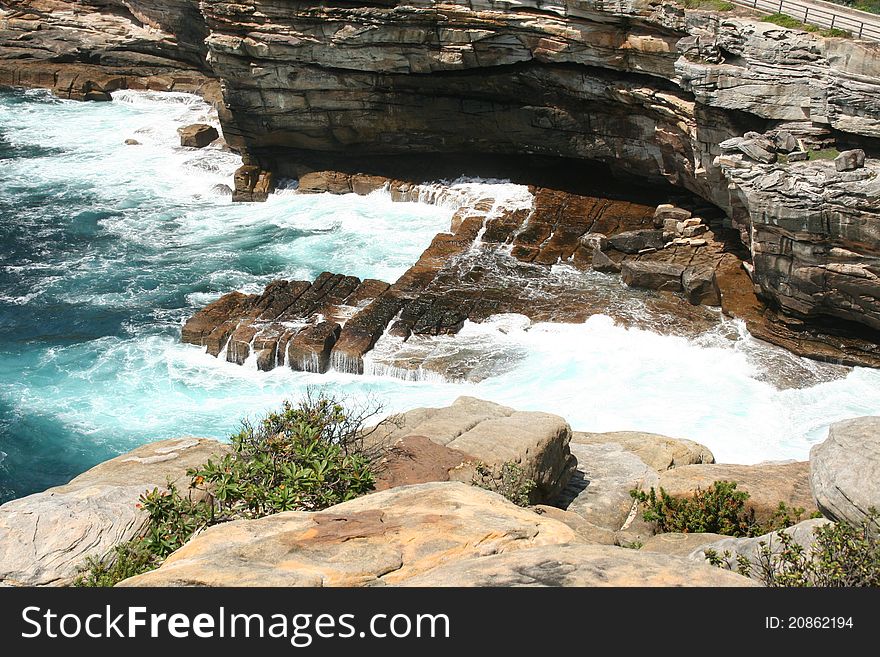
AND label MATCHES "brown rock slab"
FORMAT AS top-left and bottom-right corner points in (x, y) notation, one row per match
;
(178, 123), (219, 149)
(287, 321), (341, 373)
(372, 436), (471, 492)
